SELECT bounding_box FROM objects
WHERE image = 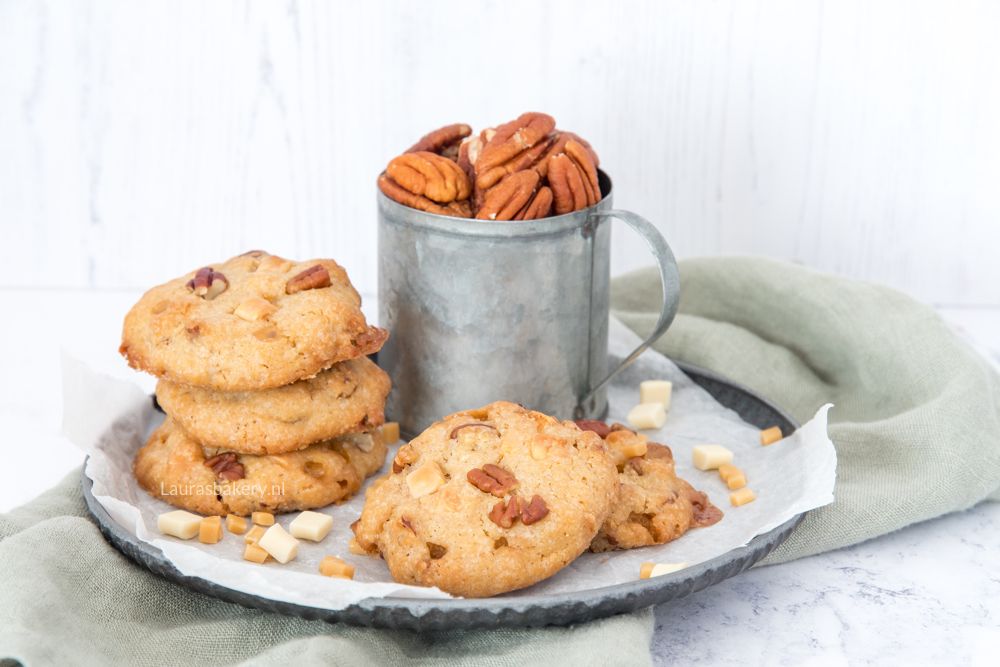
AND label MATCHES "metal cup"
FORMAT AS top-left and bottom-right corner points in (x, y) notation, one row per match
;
(377, 171), (680, 436)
